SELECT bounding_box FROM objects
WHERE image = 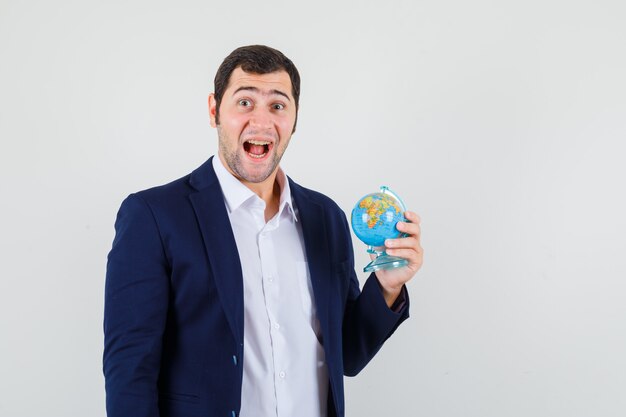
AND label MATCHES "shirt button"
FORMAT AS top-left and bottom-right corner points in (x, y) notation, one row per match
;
(267, 275), (274, 283)
(279, 371), (286, 379)
(274, 323), (280, 329)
